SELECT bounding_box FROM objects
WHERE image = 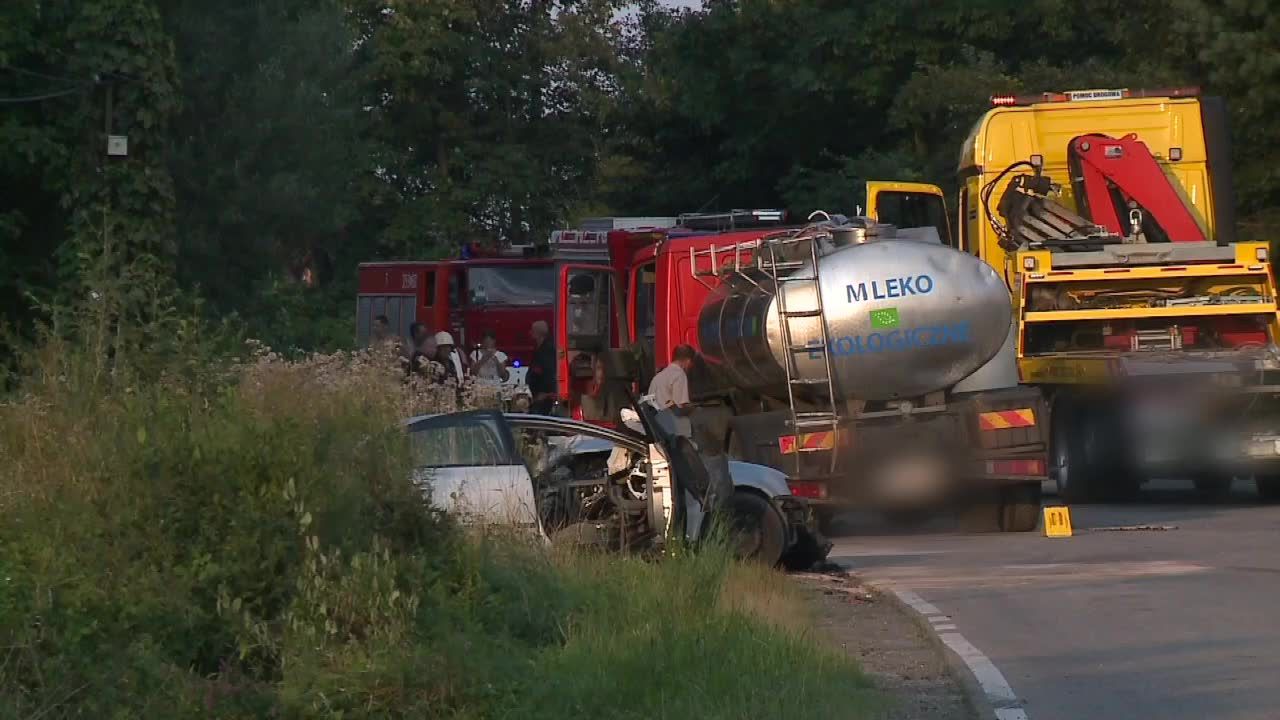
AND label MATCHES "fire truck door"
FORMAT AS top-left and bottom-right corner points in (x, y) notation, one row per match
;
(555, 264), (618, 404)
